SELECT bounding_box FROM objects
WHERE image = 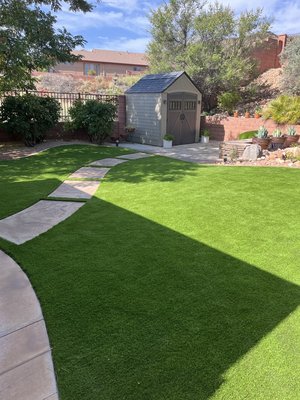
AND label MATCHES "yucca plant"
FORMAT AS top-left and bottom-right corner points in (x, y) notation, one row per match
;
(286, 126), (297, 136)
(272, 128), (282, 137)
(256, 126), (268, 138)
